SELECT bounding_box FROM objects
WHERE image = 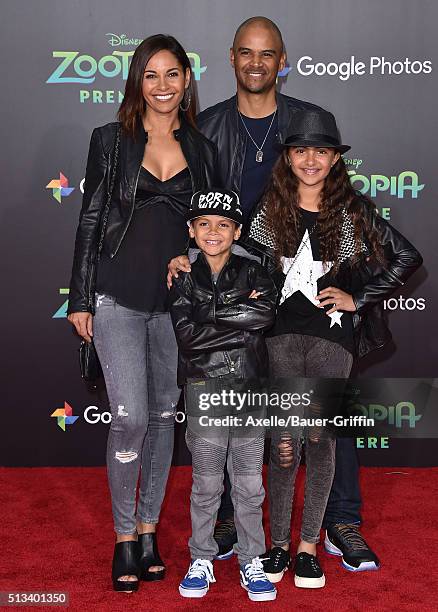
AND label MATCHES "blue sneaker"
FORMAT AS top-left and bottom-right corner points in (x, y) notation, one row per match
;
(179, 559), (216, 598)
(240, 557), (277, 601)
